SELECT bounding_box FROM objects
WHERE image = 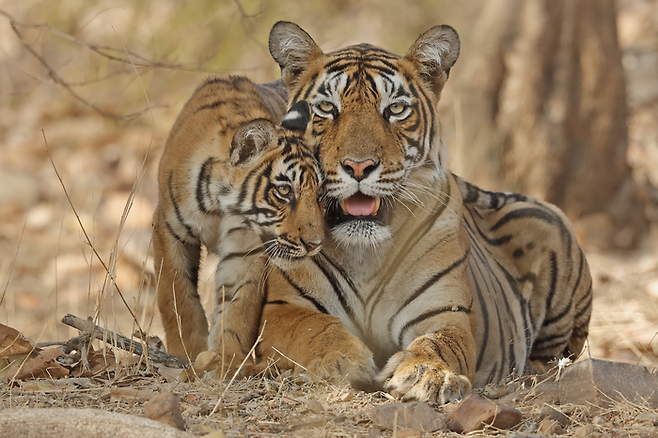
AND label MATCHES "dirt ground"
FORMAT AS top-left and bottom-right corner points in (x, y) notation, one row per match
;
(1, 1), (658, 437)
